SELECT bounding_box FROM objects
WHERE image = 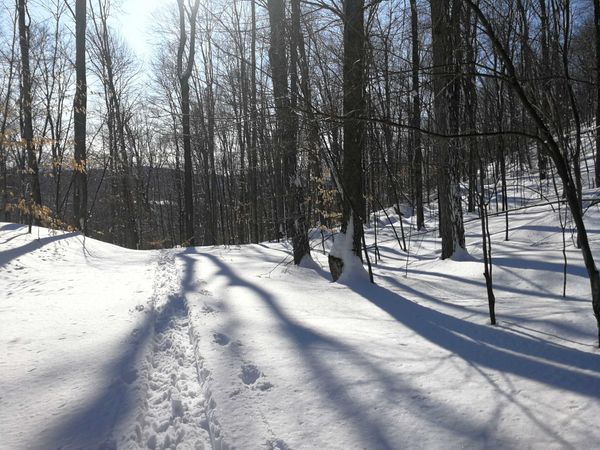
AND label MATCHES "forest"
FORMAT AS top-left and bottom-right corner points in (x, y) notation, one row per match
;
(3, 0), (600, 335)
(3, 1), (600, 448)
